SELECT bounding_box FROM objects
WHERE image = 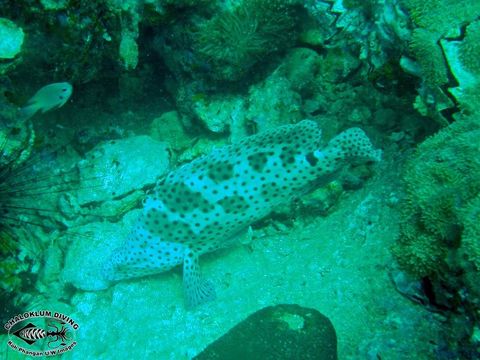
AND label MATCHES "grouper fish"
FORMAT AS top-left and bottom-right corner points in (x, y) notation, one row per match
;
(102, 120), (381, 308)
